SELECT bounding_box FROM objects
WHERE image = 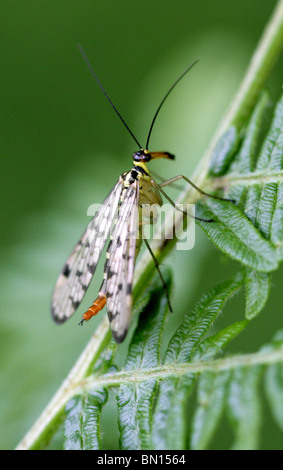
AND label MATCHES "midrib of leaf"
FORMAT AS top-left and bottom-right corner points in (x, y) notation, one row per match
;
(210, 169), (283, 189)
(69, 347), (283, 391)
